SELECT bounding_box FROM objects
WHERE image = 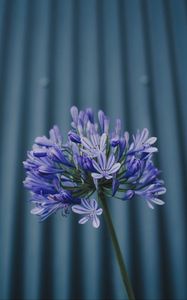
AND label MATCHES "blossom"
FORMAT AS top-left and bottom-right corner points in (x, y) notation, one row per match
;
(91, 153), (121, 180)
(72, 199), (103, 228)
(128, 128), (157, 155)
(81, 133), (107, 157)
(23, 106), (166, 228)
